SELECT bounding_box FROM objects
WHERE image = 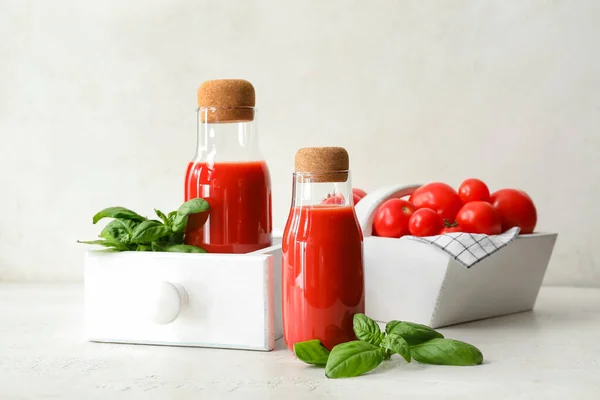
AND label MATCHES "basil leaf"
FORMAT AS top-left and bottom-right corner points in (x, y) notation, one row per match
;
(385, 320), (401, 334)
(151, 242), (164, 252)
(93, 207), (146, 224)
(131, 220), (171, 243)
(78, 239), (130, 251)
(154, 209), (169, 225)
(385, 320), (444, 346)
(293, 339), (330, 366)
(137, 244), (152, 251)
(99, 219), (138, 243)
(163, 244), (206, 253)
(168, 231), (185, 245)
(172, 198), (210, 233)
(382, 332), (411, 363)
(383, 349), (392, 360)
(411, 338), (483, 366)
(325, 341), (385, 379)
(166, 211), (178, 230)
(353, 313), (383, 346)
